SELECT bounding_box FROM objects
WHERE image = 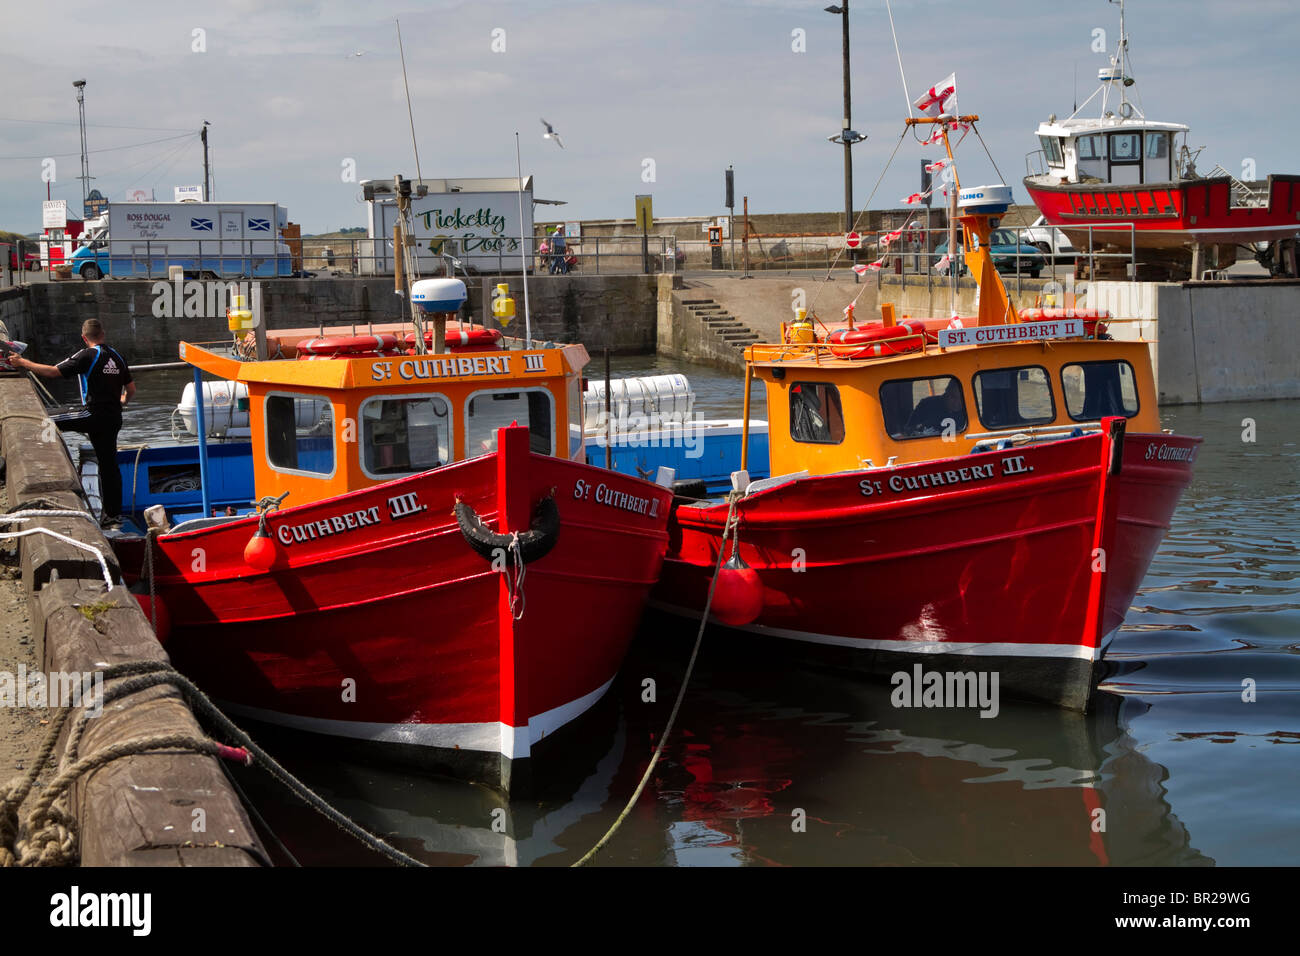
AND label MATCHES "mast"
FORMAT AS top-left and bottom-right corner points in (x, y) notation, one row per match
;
(1117, 0), (1129, 118)
(514, 132), (533, 349)
(905, 115), (978, 318)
